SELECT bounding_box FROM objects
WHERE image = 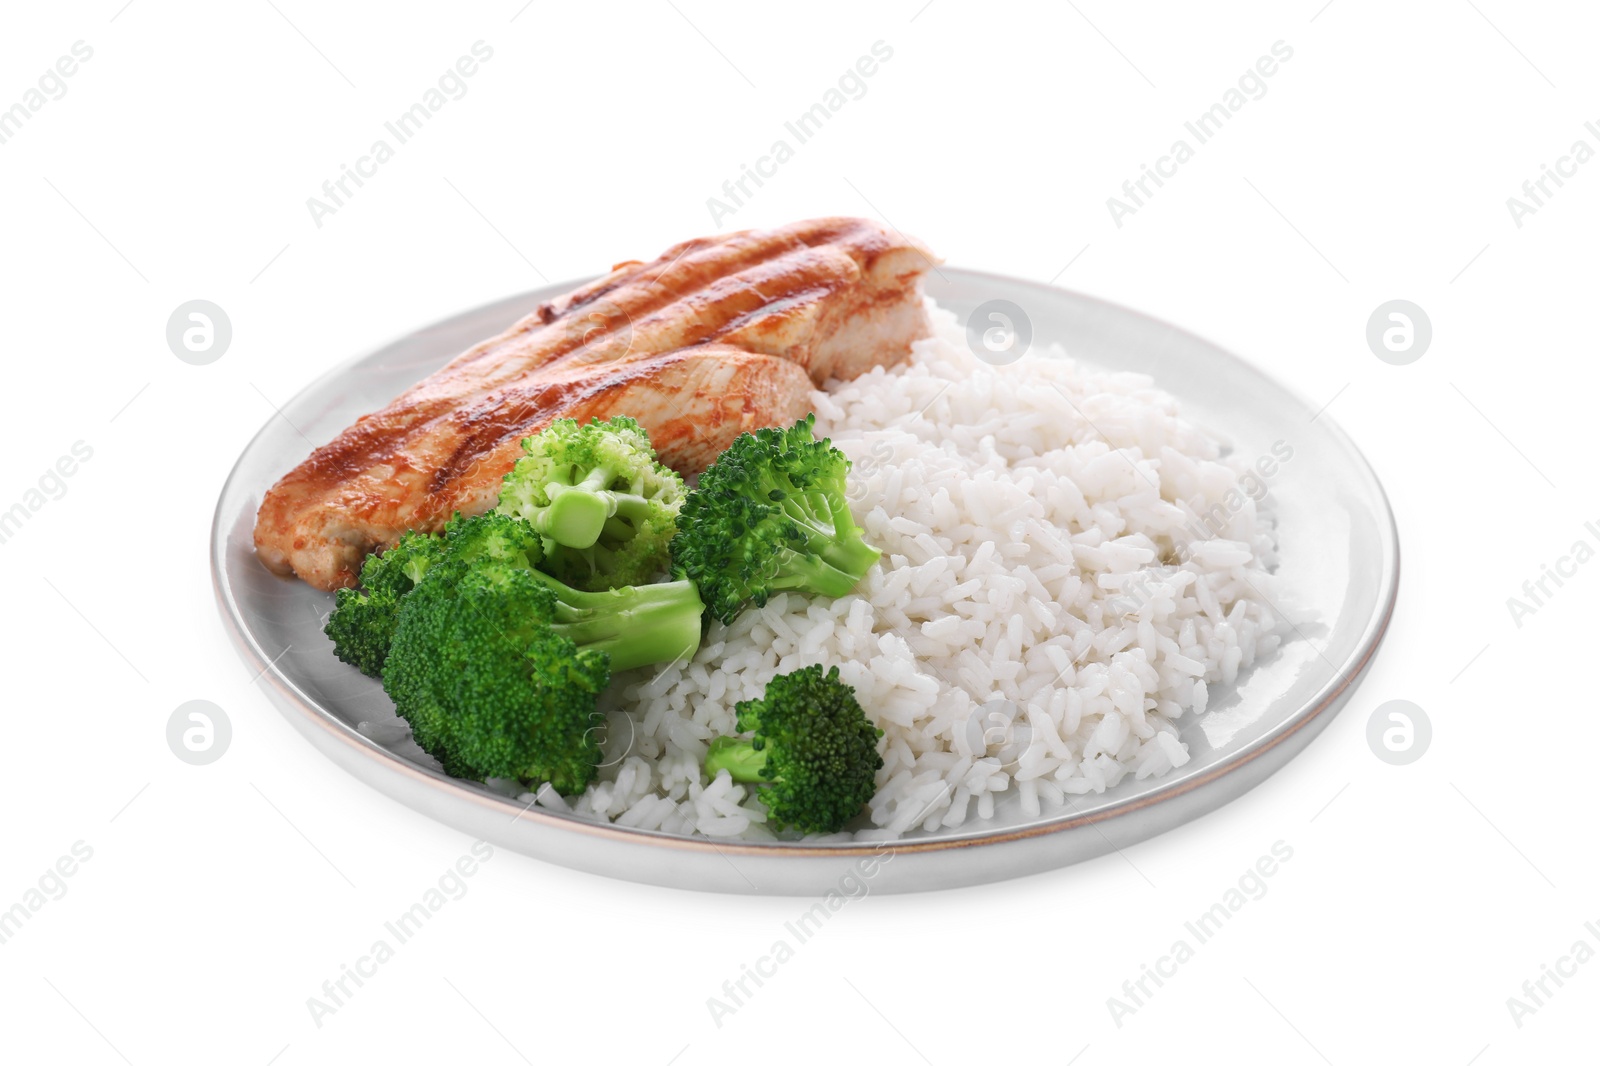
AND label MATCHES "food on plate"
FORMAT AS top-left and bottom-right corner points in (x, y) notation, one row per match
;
(254, 217), (937, 592)
(670, 413), (881, 626)
(280, 216), (1287, 843)
(704, 664), (883, 834)
(334, 411), (887, 827)
(496, 415), (684, 592)
(378, 511), (705, 795)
